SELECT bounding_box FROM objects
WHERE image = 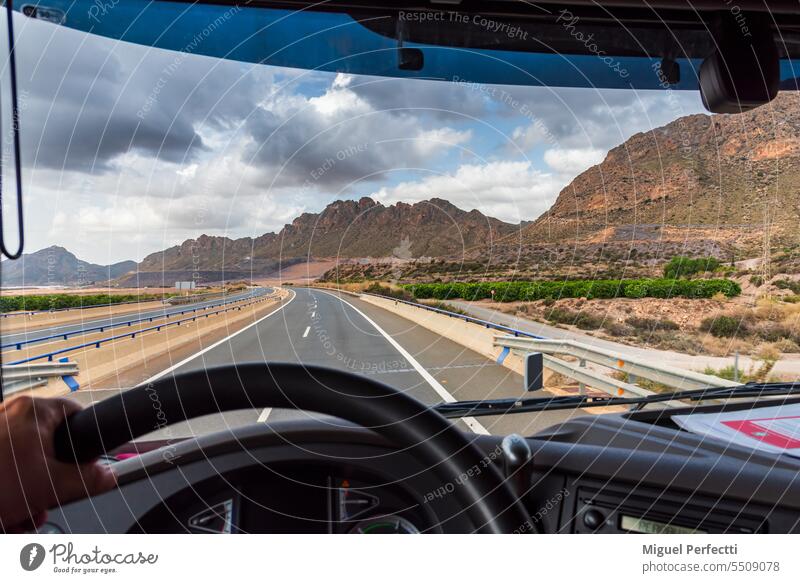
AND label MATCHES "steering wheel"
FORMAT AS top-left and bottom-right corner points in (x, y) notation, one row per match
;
(53, 363), (531, 533)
